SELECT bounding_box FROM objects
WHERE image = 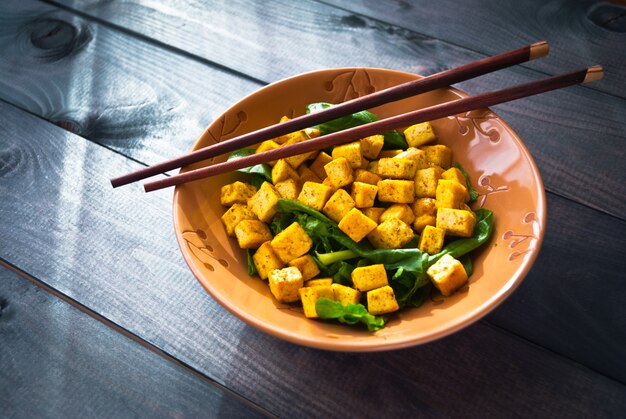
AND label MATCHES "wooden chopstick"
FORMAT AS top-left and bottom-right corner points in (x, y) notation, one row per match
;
(144, 65), (603, 193)
(111, 41), (550, 188)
